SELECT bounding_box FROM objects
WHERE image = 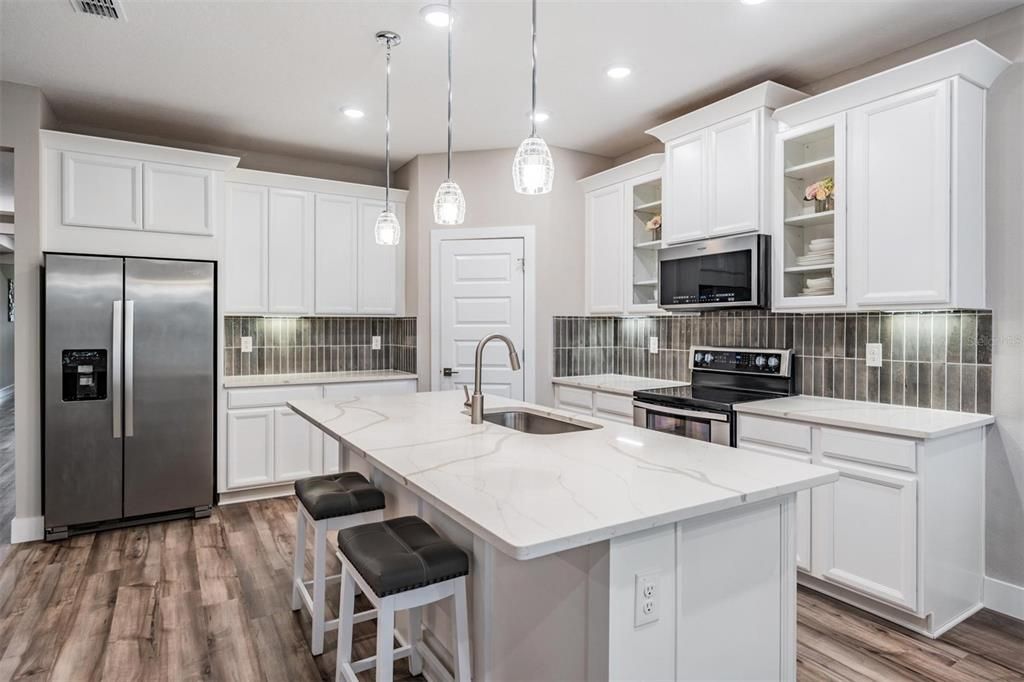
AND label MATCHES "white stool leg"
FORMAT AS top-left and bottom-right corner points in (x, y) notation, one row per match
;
(452, 576), (471, 682)
(375, 599), (395, 682)
(335, 567), (356, 682)
(311, 519), (327, 656)
(407, 607), (422, 675)
(291, 502), (307, 611)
